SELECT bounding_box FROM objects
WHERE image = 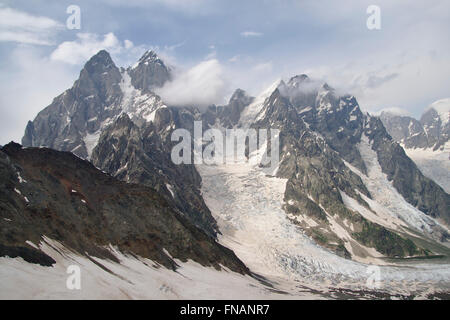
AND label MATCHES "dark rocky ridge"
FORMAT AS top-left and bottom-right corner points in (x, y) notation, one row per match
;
(251, 87), (429, 258)
(22, 50), (172, 158)
(272, 76), (449, 227)
(21, 49), (218, 238)
(0, 142), (249, 273)
(364, 116), (450, 225)
(91, 111), (218, 236)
